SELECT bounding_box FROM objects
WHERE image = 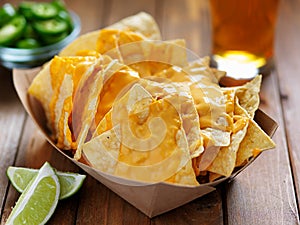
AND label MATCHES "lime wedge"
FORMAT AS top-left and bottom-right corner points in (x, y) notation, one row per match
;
(7, 166), (86, 200)
(56, 171), (86, 199)
(5, 162), (60, 225)
(6, 167), (37, 193)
